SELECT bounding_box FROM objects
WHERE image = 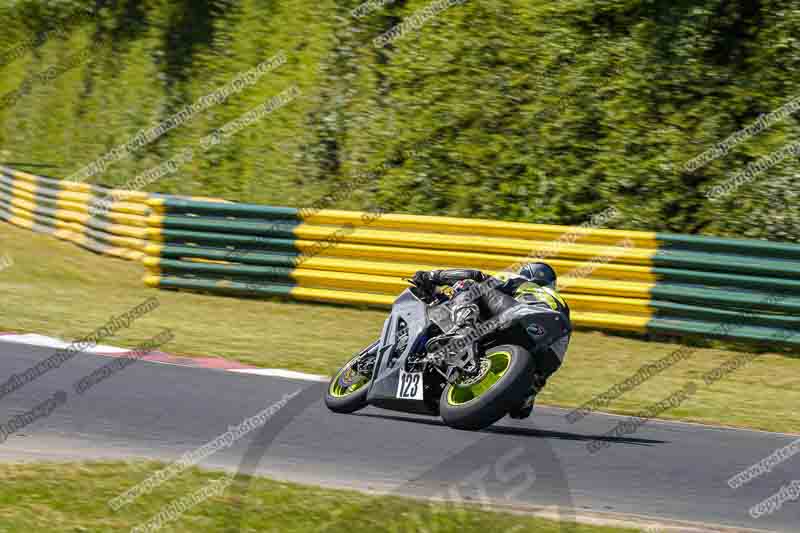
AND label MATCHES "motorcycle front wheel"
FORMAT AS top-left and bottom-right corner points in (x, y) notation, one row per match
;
(439, 344), (533, 430)
(324, 342), (377, 414)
